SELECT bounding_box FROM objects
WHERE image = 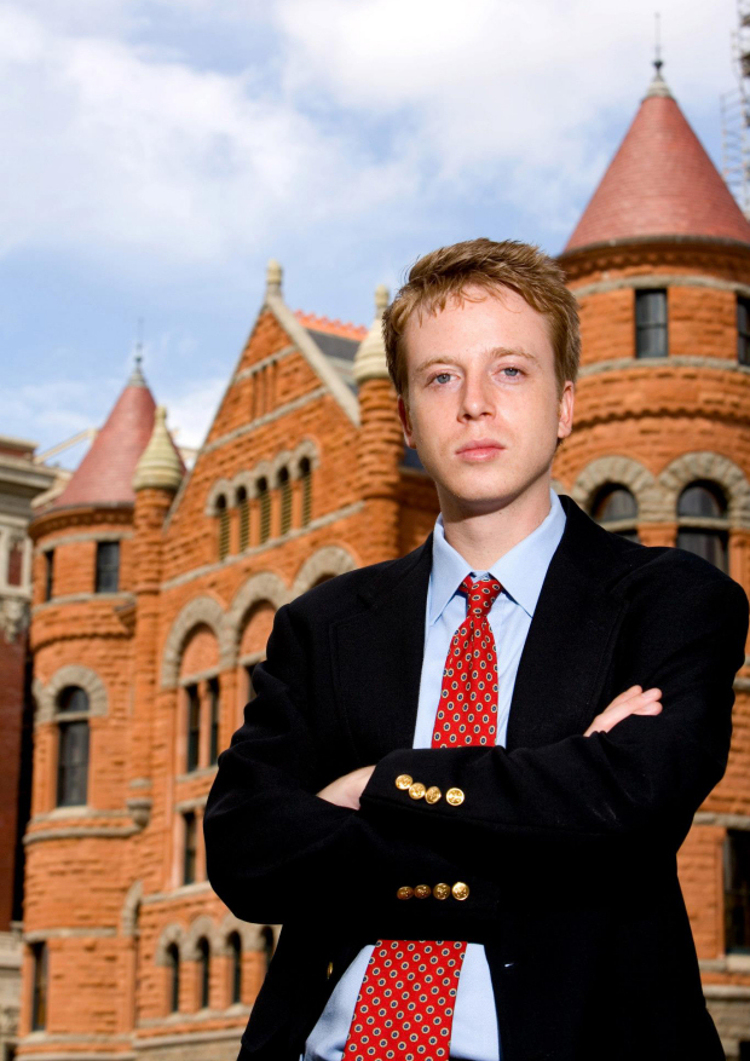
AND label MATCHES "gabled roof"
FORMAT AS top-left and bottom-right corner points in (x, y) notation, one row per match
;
(565, 68), (750, 252)
(294, 310), (367, 392)
(51, 364), (159, 509)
